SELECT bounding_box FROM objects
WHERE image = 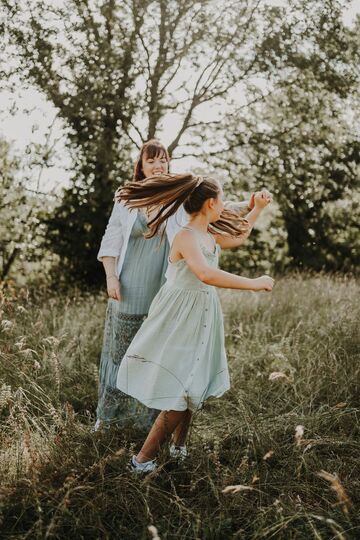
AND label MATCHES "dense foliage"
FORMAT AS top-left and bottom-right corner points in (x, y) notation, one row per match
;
(0, 0), (359, 283)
